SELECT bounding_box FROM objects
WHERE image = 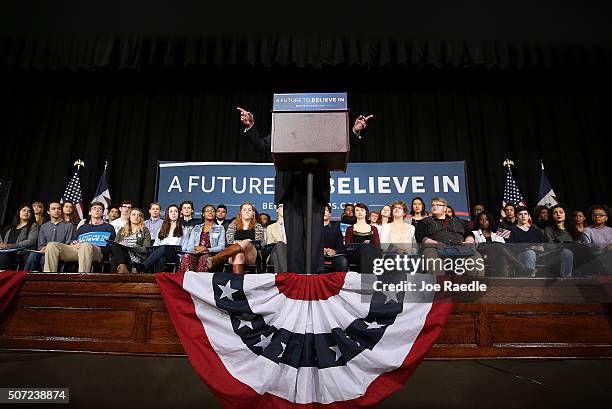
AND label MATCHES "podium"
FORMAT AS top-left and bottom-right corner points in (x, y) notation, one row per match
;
(271, 93), (350, 273)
